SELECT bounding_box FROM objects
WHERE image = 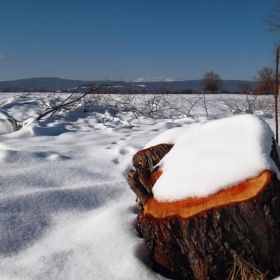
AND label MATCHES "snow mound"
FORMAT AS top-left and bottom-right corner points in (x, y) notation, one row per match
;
(145, 114), (280, 202)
